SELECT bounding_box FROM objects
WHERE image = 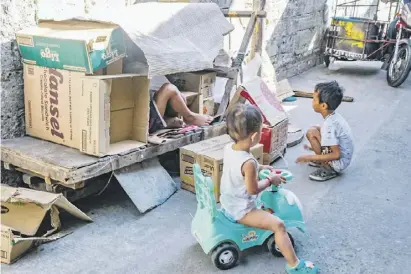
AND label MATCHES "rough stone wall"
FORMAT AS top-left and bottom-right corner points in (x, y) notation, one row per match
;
(1, 0), (36, 185)
(263, 0), (328, 80)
